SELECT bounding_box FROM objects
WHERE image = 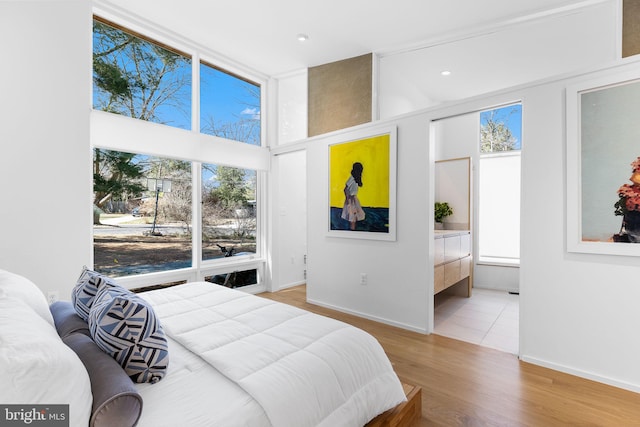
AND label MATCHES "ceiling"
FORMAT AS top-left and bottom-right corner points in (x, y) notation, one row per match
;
(100, 0), (617, 105)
